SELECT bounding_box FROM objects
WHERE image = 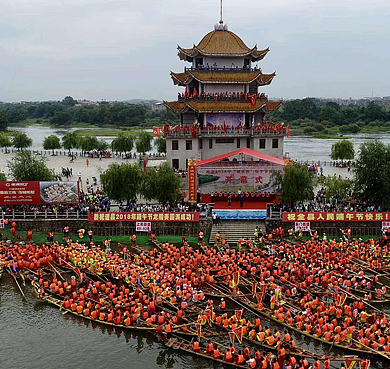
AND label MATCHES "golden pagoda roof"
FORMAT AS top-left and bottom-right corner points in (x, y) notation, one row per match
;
(178, 30), (269, 62)
(170, 71), (276, 86)
(164, 100), (281, 114)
